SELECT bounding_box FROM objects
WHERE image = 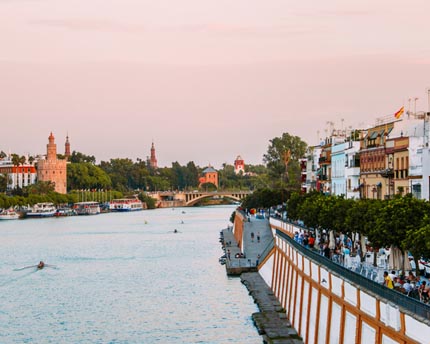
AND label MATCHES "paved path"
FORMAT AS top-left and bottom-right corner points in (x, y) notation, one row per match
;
(242, 215), (273, 265)
(220, 214), (273, 274)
